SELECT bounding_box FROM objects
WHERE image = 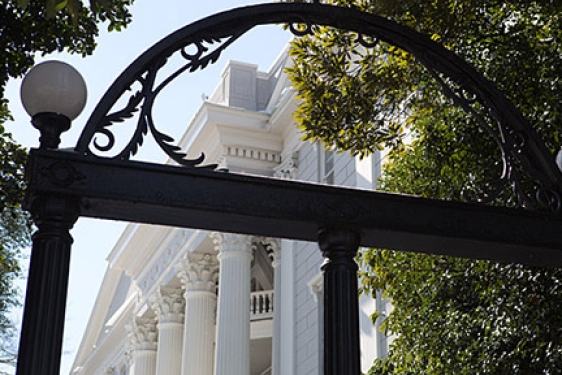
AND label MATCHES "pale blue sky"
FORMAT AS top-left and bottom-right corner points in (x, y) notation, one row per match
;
(5, 1), (290, 373)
